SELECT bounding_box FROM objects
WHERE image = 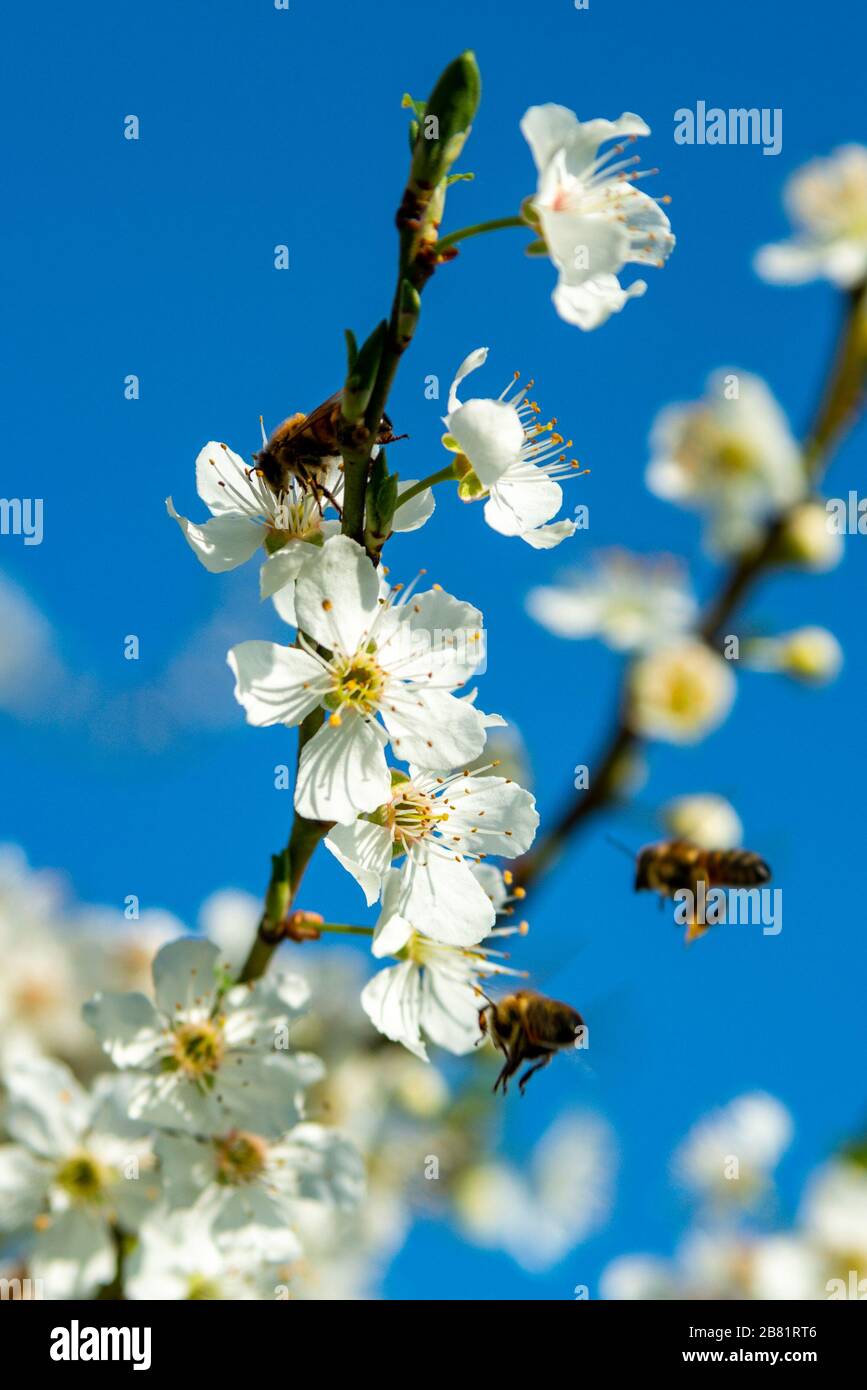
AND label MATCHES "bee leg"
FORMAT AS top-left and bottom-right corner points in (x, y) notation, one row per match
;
(493, 1056), (517, 1095)
(518, 1055), (552, 1096)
